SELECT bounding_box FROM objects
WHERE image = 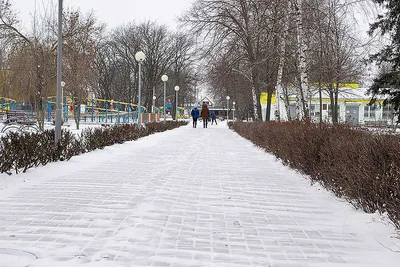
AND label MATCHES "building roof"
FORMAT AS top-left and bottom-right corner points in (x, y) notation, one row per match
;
(198, 96), (214, 107)
(308, 87), (385, 100)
